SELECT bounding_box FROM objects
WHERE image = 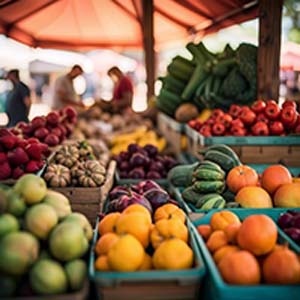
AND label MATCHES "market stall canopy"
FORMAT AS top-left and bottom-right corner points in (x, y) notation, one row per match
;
(0, 0), (258, 50)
